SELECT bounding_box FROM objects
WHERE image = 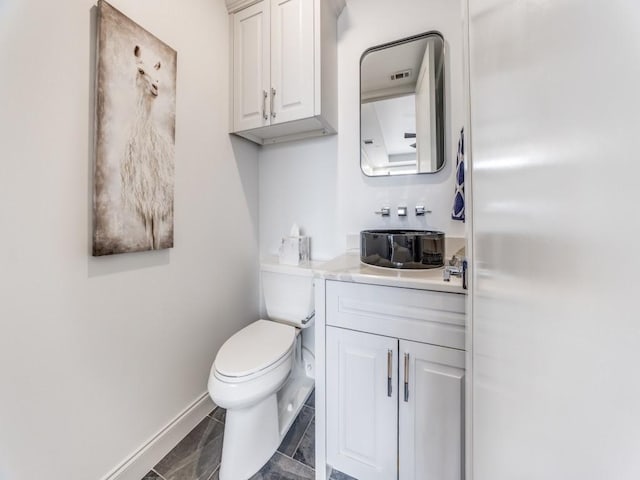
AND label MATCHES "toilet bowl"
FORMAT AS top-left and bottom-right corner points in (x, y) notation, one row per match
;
(207, 261), (315, 480)
(209, 320), (296, 409)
